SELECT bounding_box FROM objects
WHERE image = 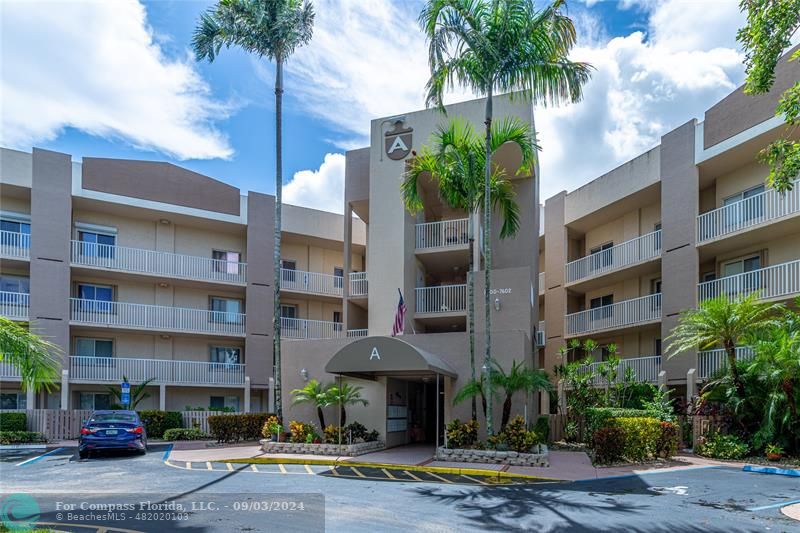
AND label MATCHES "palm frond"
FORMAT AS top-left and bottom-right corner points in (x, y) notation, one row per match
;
(0, 317), (61, 392)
